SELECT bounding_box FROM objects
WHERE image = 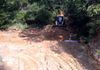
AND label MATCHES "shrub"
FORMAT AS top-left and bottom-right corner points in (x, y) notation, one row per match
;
(9, 22), (28, 30)
(35, 9), (54, 27)
(87, 4), (100, 17)
(86, 4), (100, 40)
